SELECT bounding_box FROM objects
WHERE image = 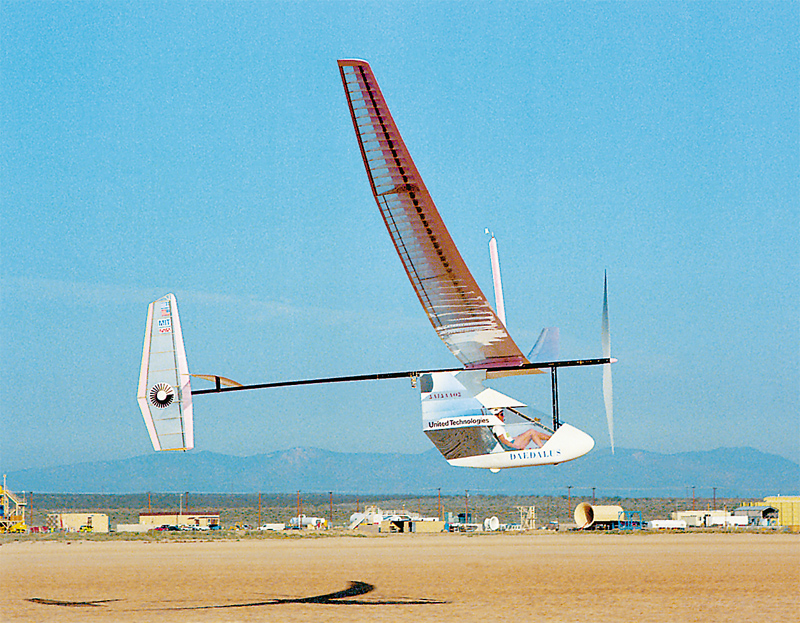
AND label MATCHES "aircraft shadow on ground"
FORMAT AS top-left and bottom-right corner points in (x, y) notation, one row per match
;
(27, 581), (448, 609)
(27, 598), (121, 607)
